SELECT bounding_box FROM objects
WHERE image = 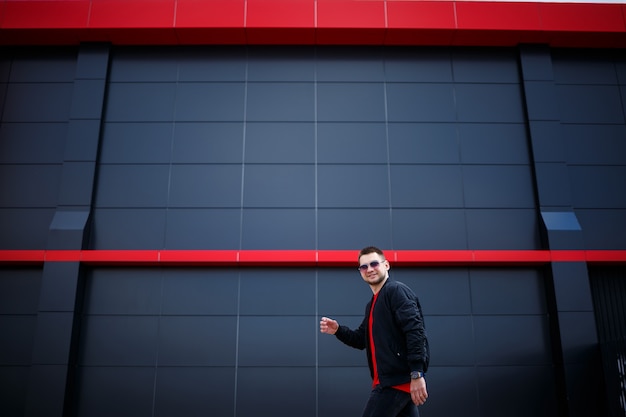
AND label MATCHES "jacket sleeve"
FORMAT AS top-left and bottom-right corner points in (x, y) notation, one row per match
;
(391, 284), (429, 372)
(335, 313), (368, 351)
